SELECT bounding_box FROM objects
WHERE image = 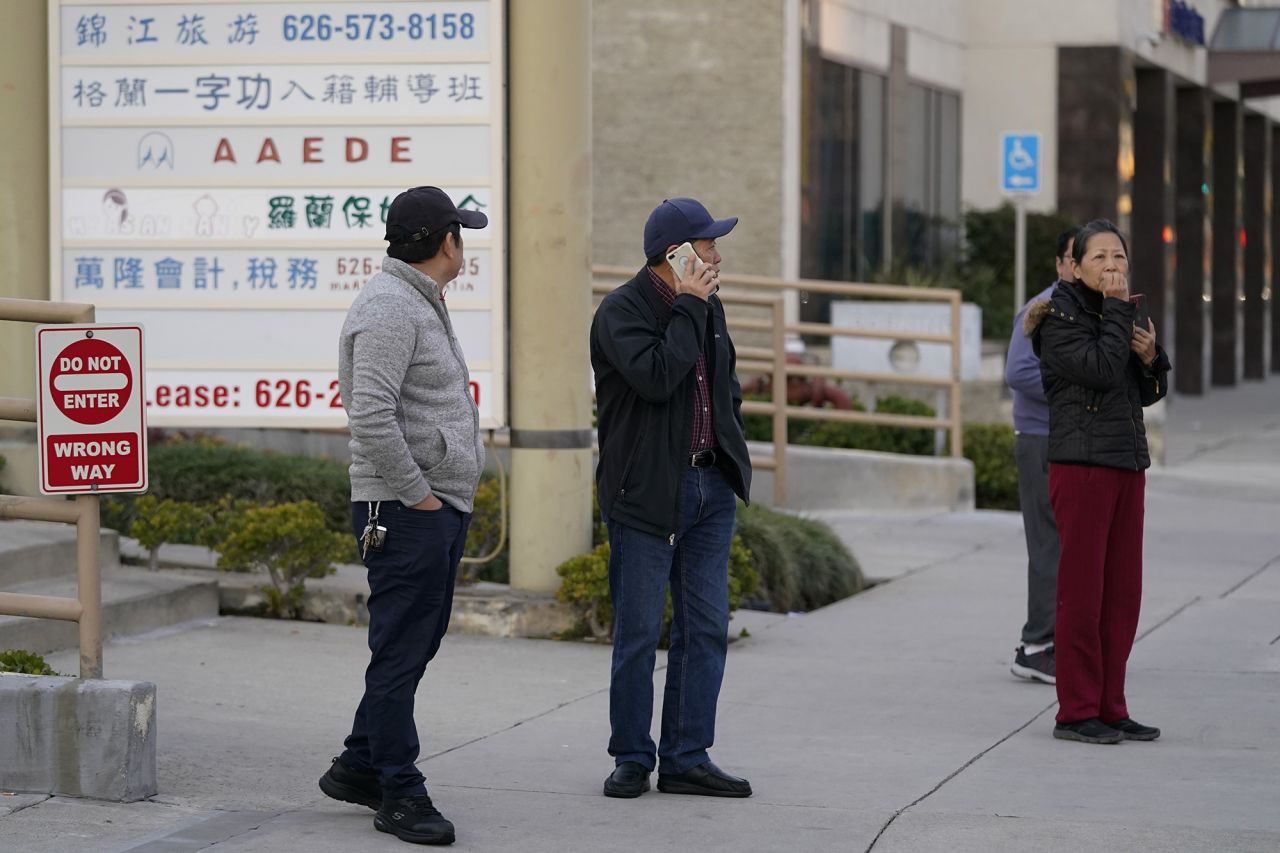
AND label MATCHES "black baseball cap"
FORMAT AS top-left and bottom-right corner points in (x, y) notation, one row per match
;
(384, 186), (488, 246)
